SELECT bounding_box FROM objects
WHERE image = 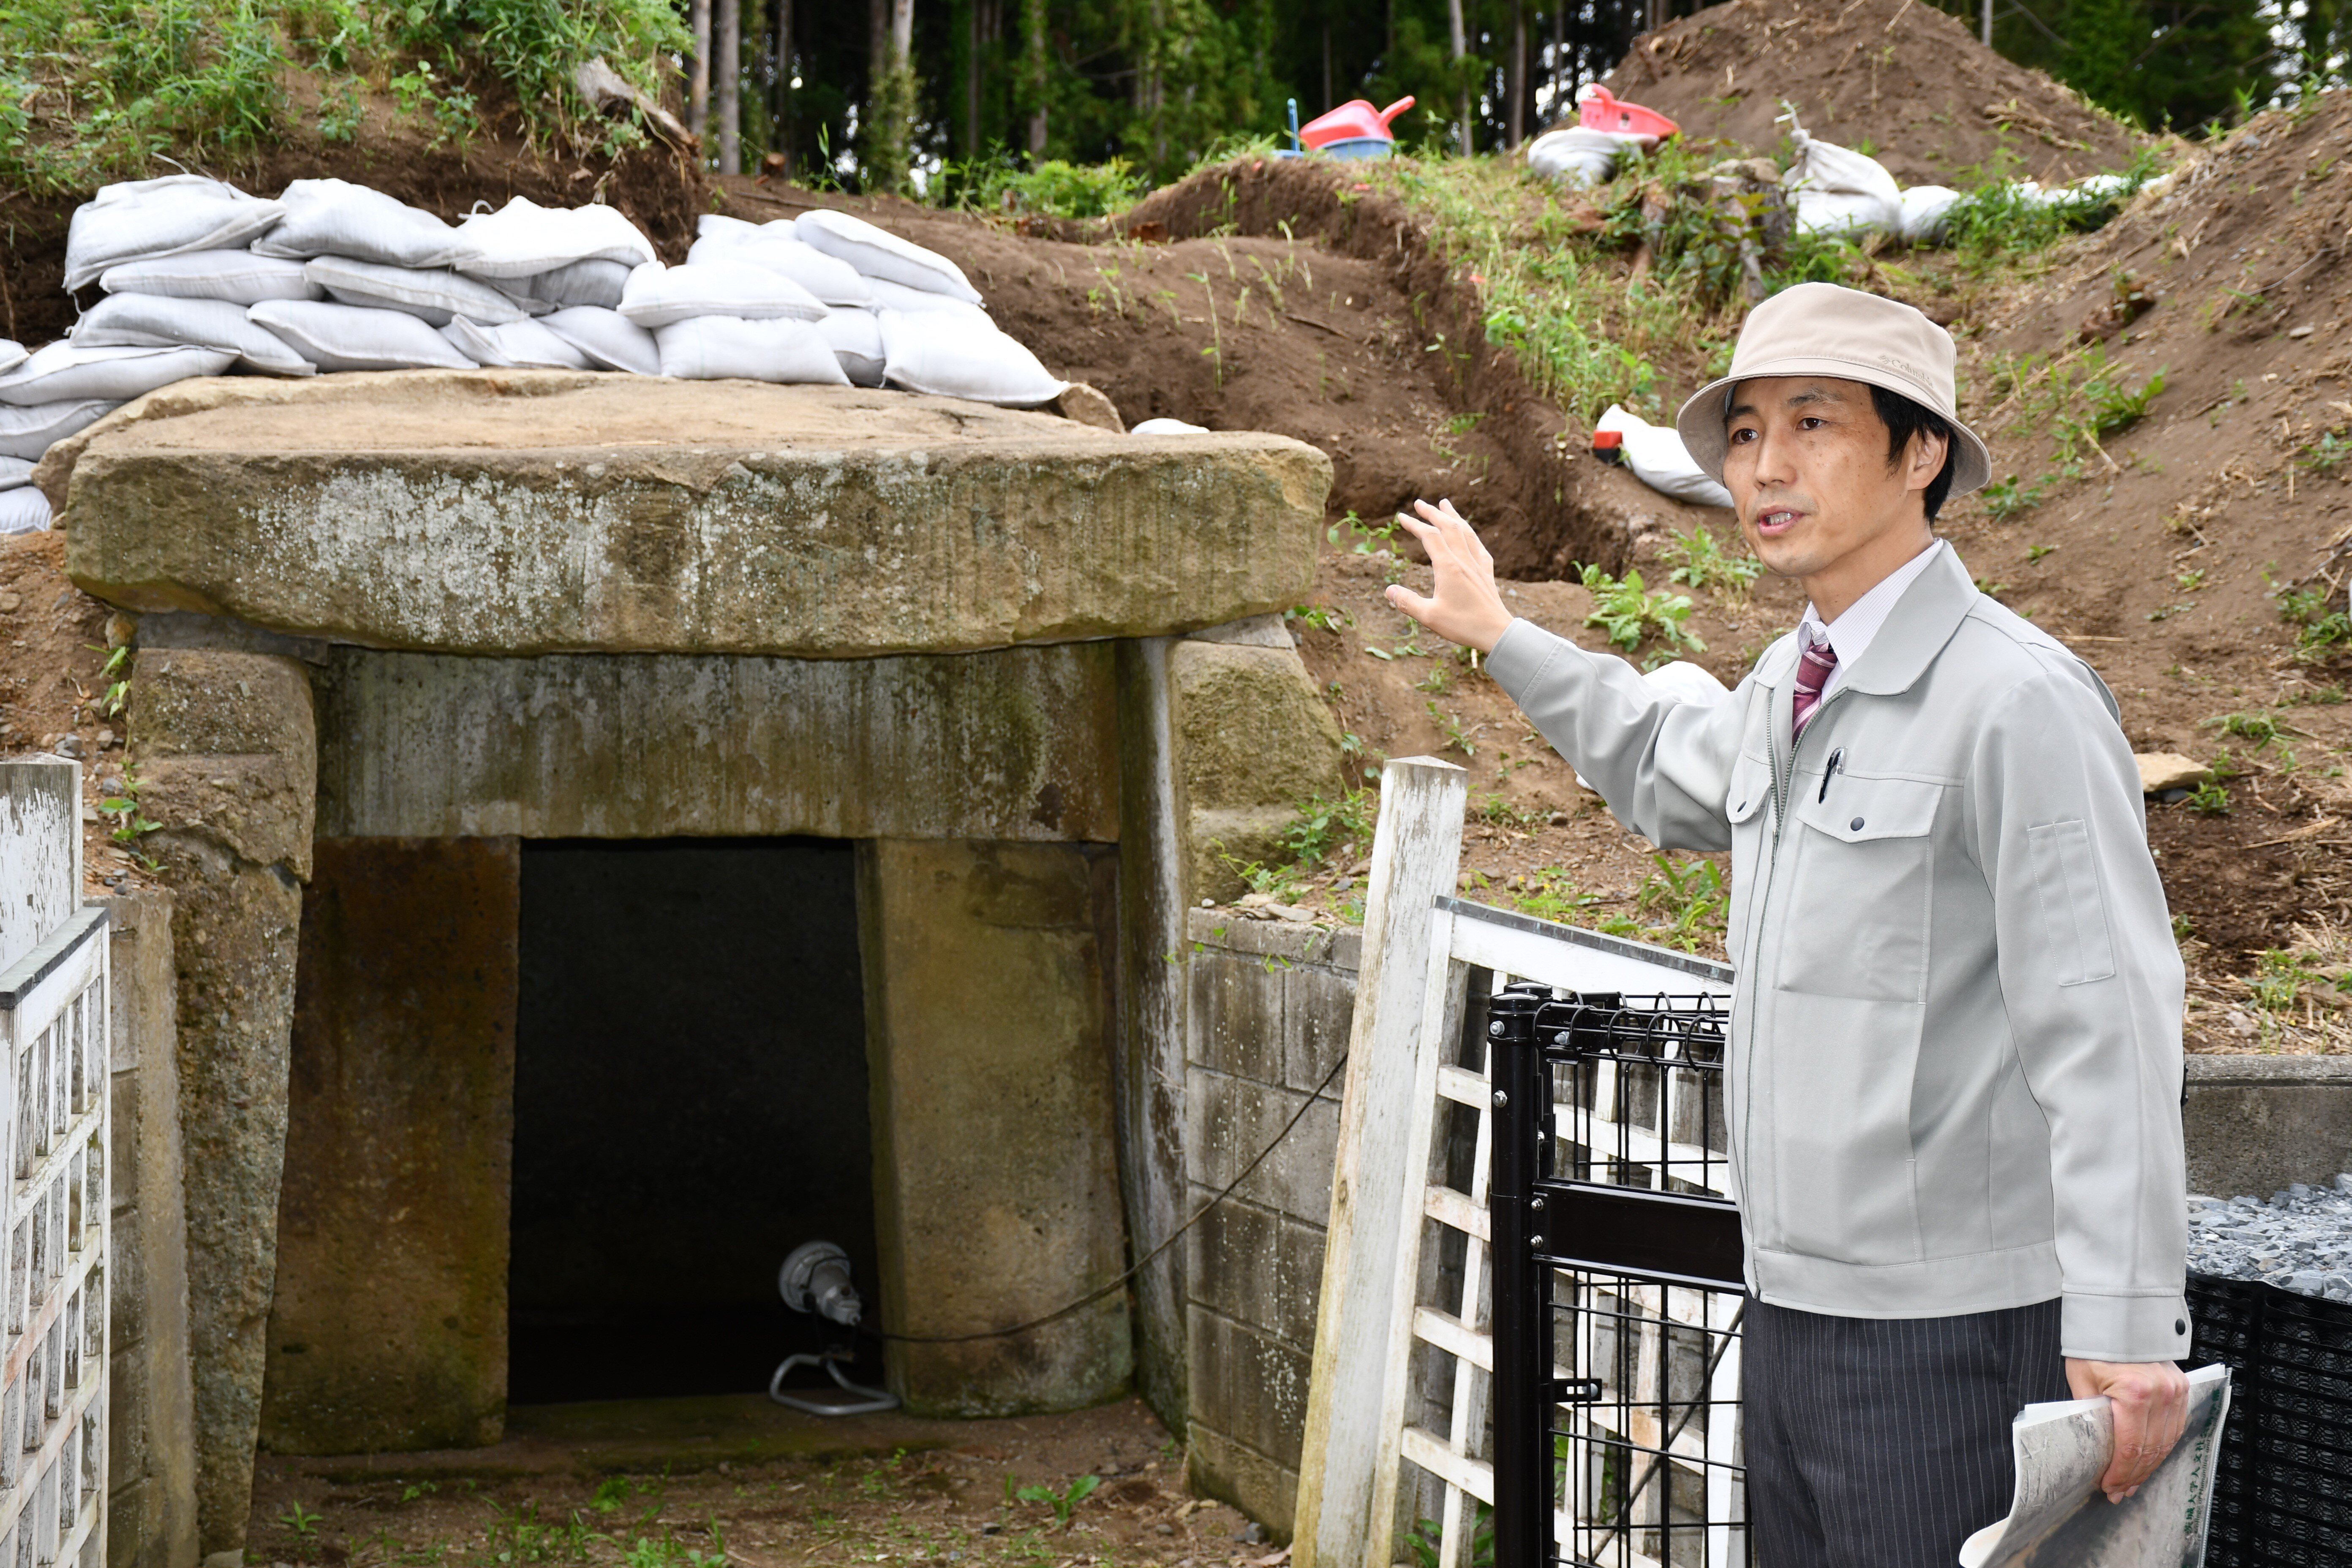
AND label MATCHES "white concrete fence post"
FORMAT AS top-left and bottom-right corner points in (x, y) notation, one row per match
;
(0, 756), (111, 1568)
(1292, 755), (1466, 1568)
